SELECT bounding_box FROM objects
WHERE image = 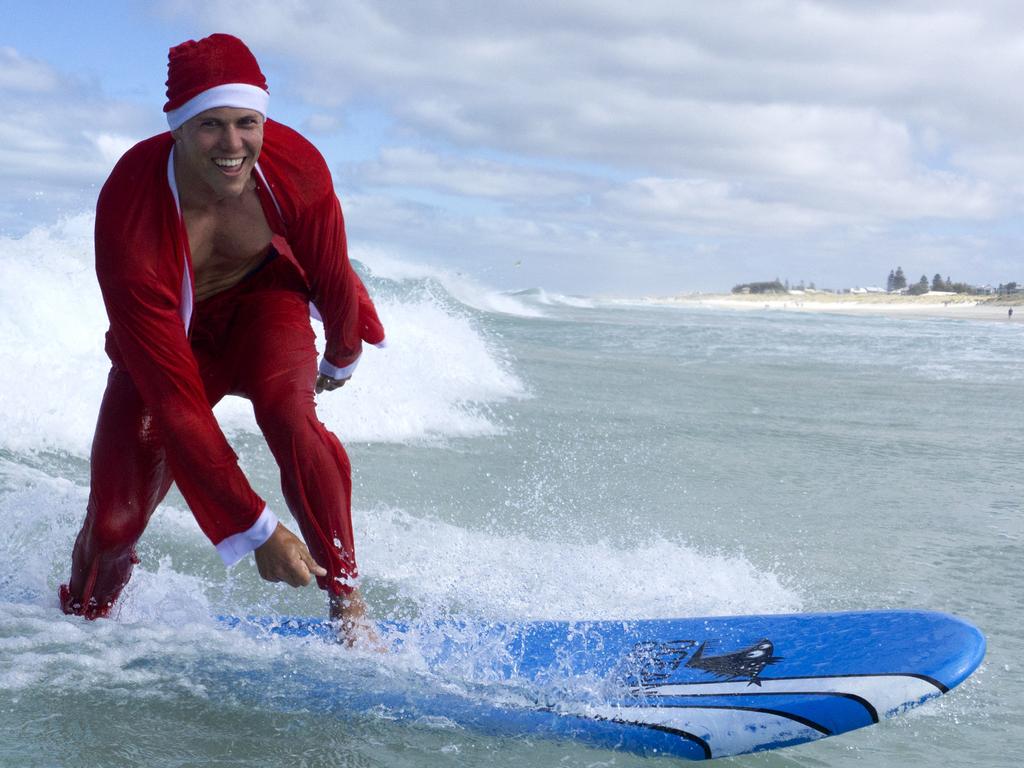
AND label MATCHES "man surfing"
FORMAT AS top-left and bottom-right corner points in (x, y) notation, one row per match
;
(59, 33), (383, 643)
